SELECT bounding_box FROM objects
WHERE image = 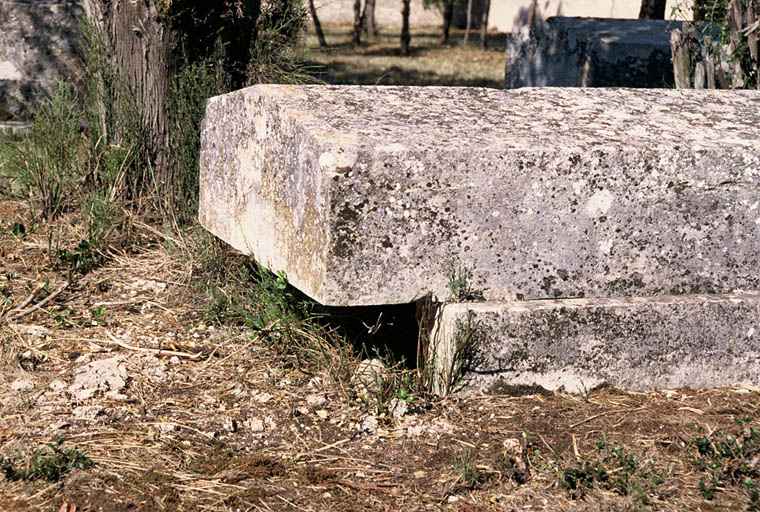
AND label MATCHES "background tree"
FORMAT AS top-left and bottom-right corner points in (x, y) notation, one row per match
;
(310, 0), (328, 47)
(362, 0), (377, 37)
(401, 0), (411, 54)
(479, 0), (490, 49)
(463, 0), (473, 46)
(353, 0), (362, 44)
(639, 0), (667, 18)
(81, 0), (306, 216)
